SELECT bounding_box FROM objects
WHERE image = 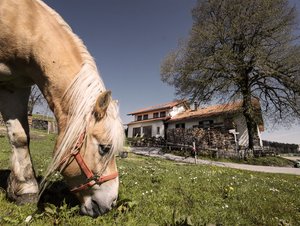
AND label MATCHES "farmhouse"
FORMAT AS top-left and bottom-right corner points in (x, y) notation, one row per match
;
(127, 100), (264, 147)
(127, 100), (188, 138)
